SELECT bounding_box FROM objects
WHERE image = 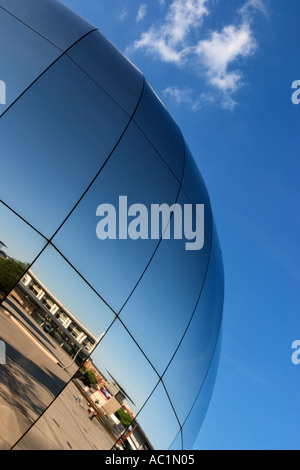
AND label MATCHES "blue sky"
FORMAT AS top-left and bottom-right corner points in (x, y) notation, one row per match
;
(58, 0), (300, 450)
